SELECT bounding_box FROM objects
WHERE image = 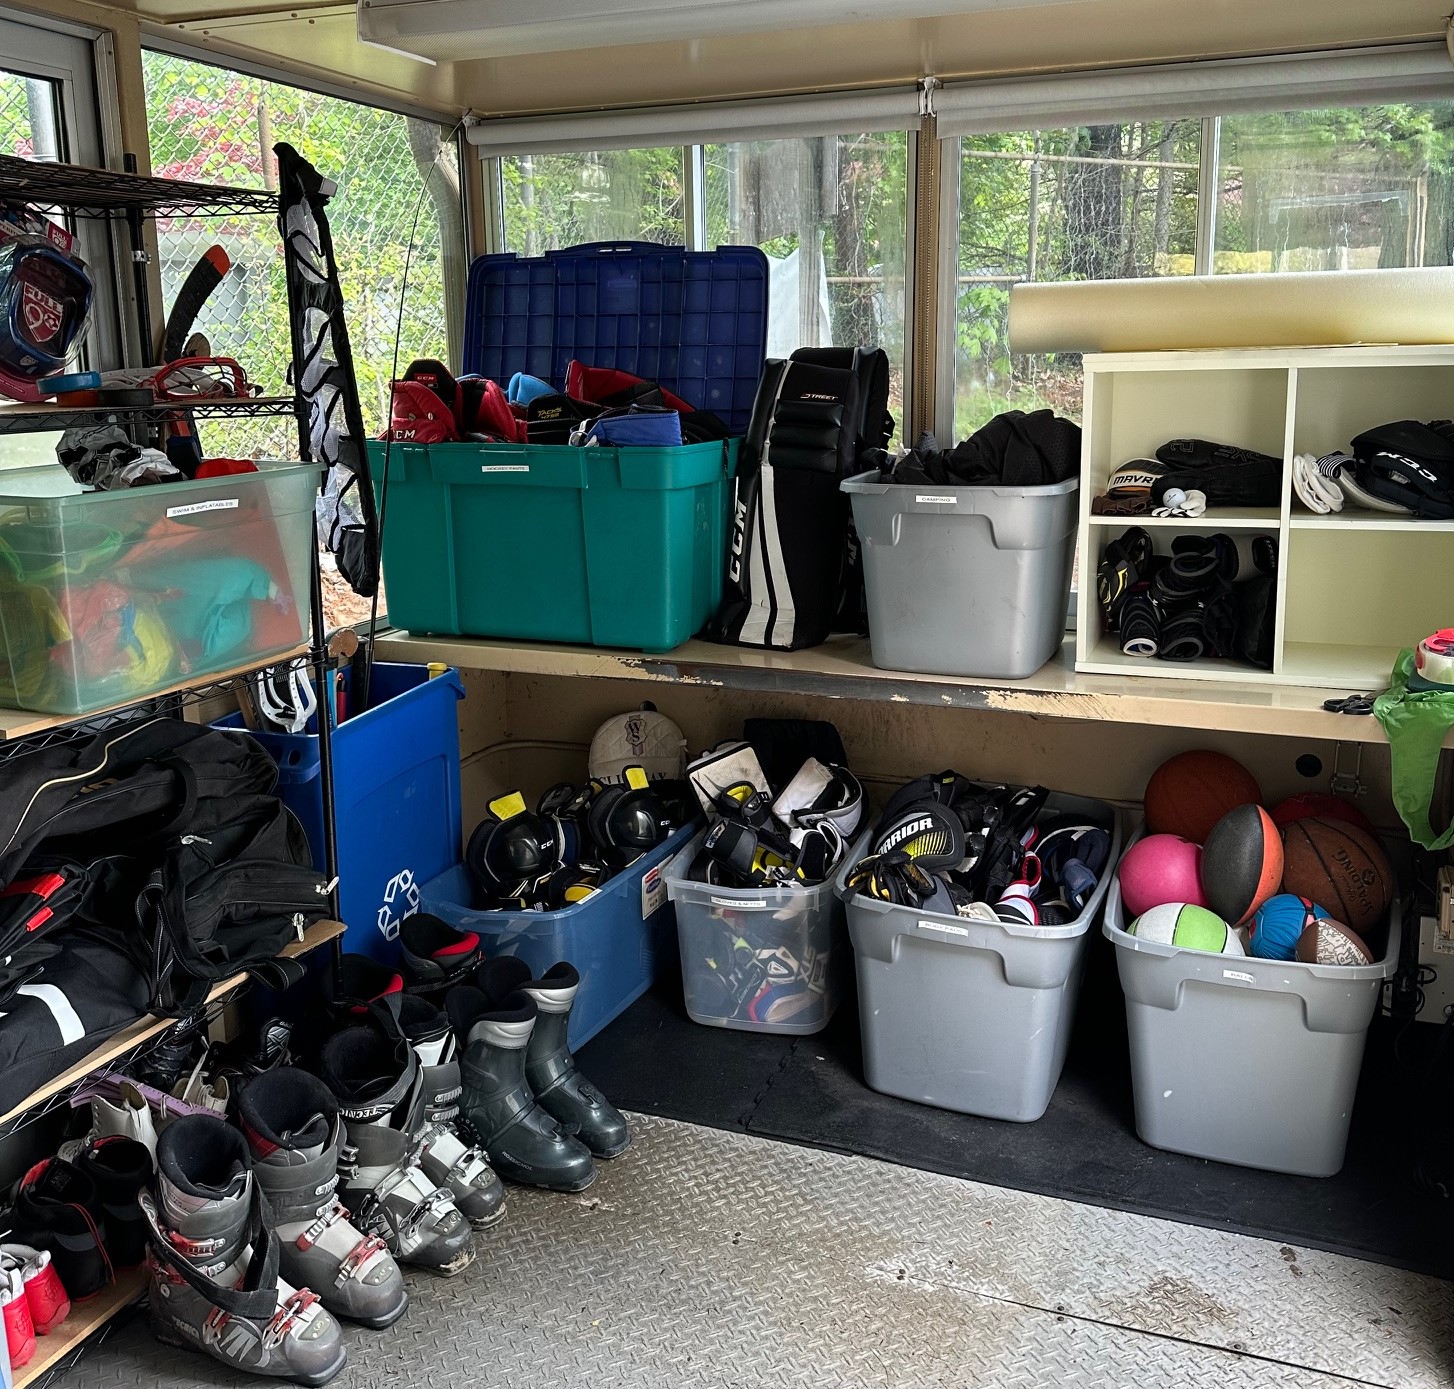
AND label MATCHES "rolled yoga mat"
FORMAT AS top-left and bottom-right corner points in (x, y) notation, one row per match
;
(1007, 265), (1454, 354)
